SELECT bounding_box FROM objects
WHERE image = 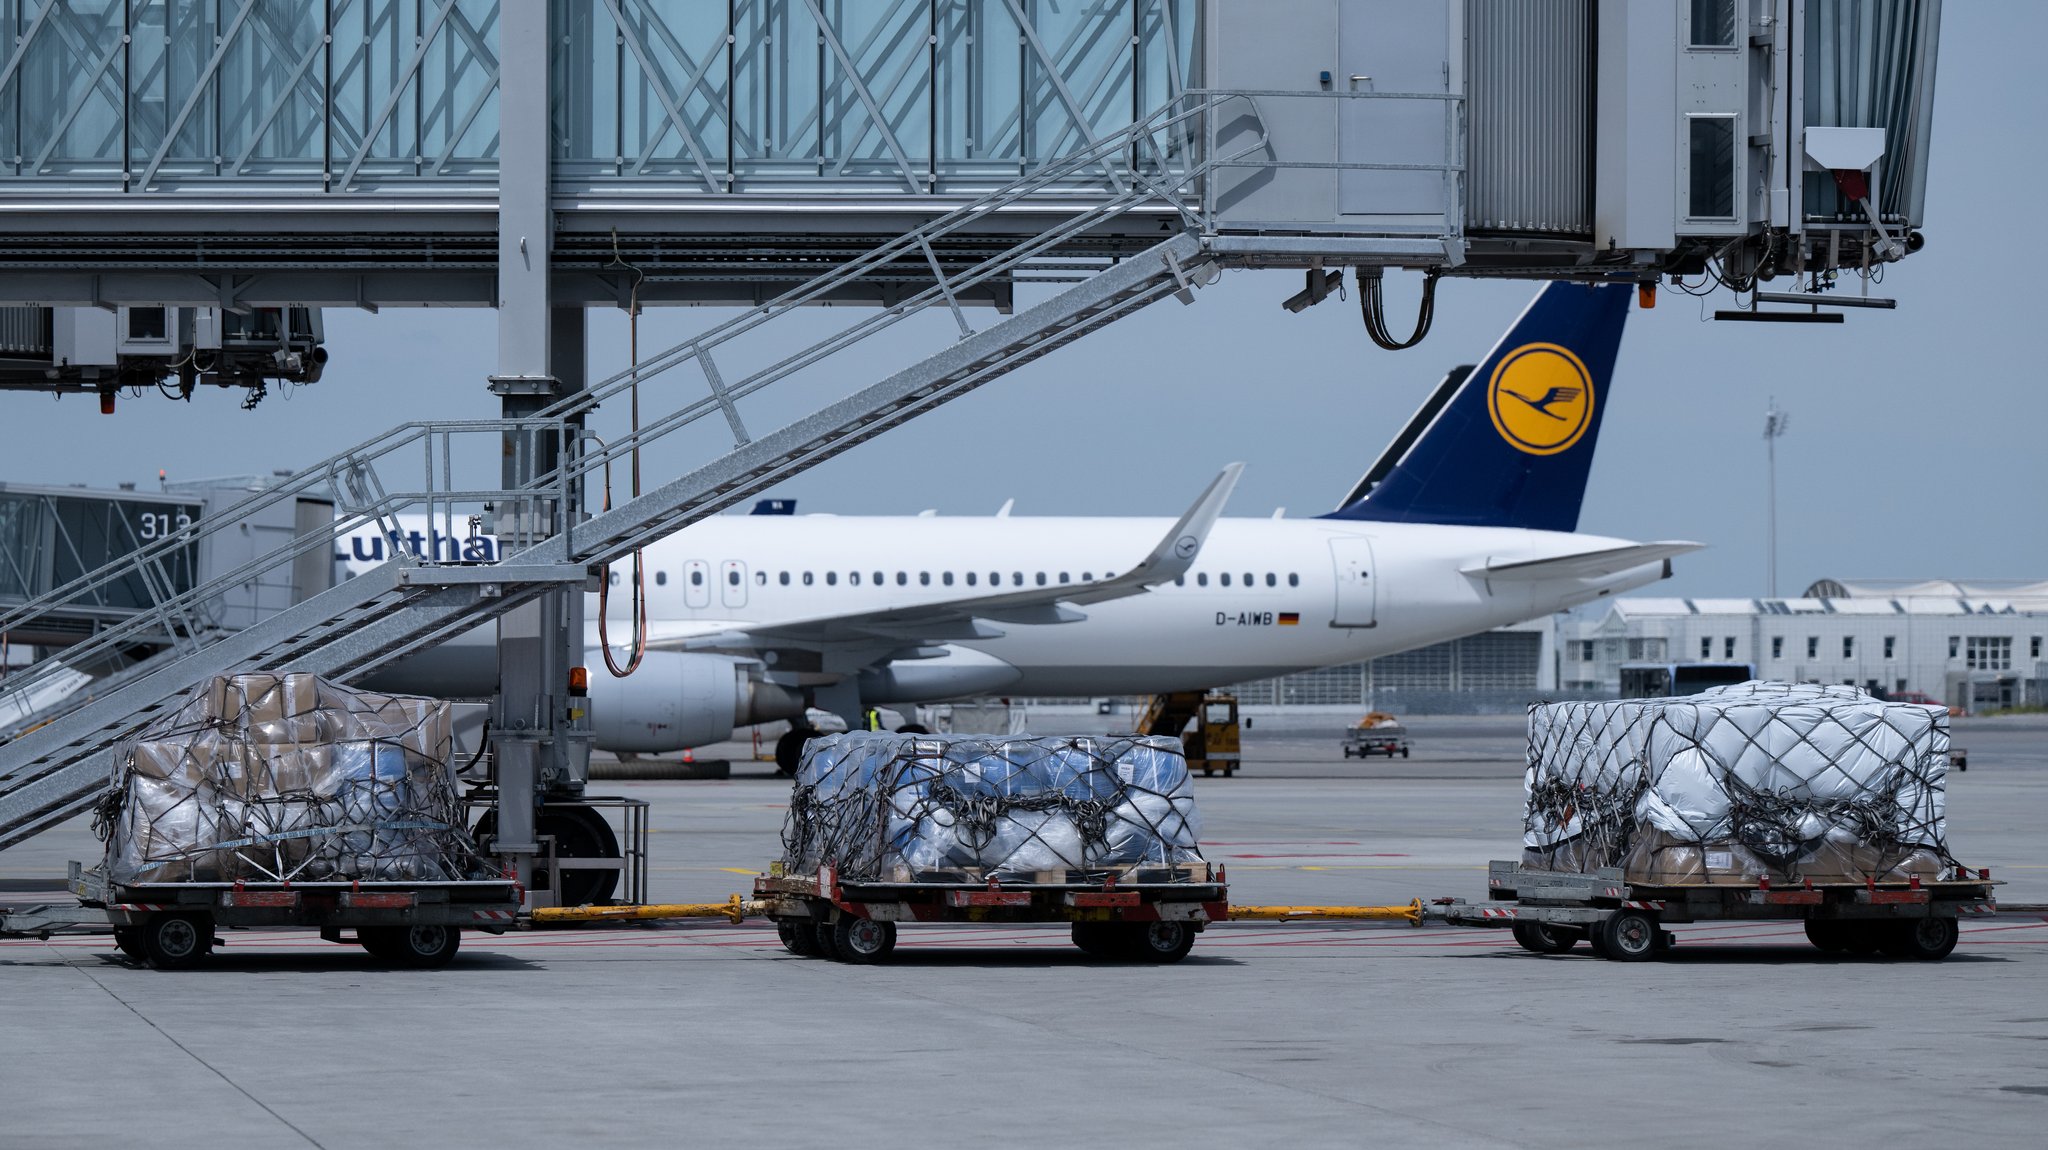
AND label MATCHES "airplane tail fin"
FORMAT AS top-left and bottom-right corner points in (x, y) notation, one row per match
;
(1323, 281), (1633, 533)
